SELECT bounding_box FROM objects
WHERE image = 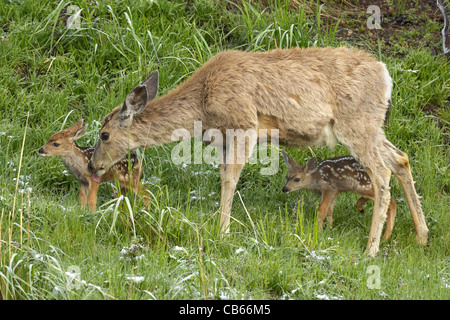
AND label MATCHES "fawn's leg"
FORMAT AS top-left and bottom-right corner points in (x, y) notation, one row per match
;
(383, 197), (397, 240)
(318, 190), (338, 230)
(87, 180), (100, 211)
(356, 197), (370, 214)
(117, 165), (151, 208)
(379, 139), (428, 244)
(110, 184), (118, 198)
(130, 180), (151, 208)
(139, 186), (151, 208)
(325, 193), (338, 229)
(132, 166), (151, 208)
(79, 183), (89, 209)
